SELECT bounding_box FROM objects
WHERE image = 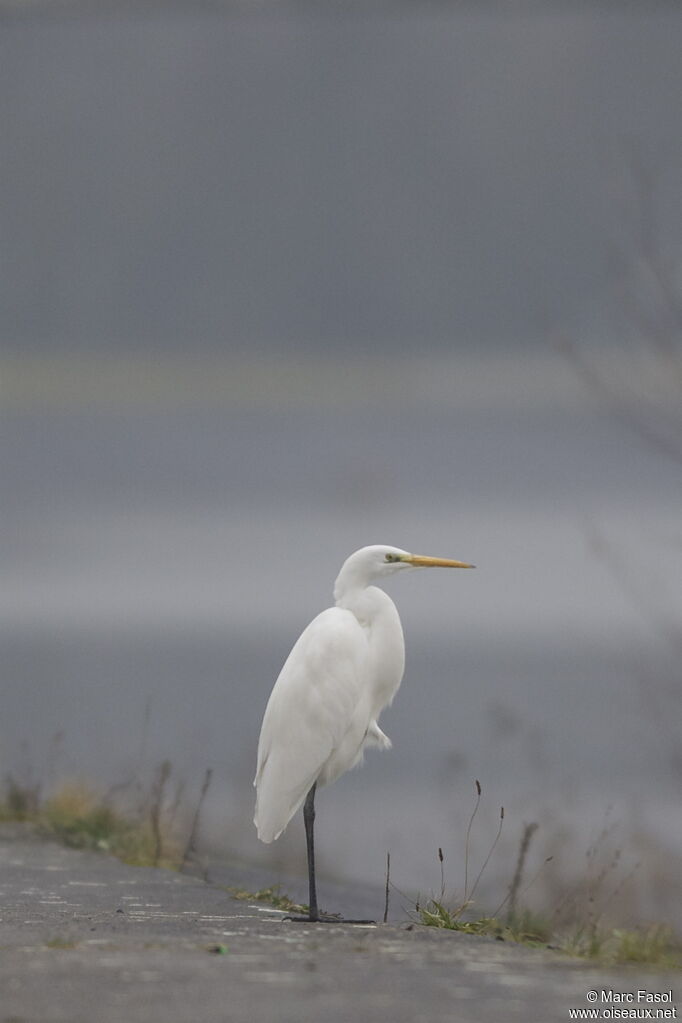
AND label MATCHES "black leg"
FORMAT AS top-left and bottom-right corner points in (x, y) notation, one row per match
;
(280, 783), (373, 925)
(303, 783), (318, 922)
